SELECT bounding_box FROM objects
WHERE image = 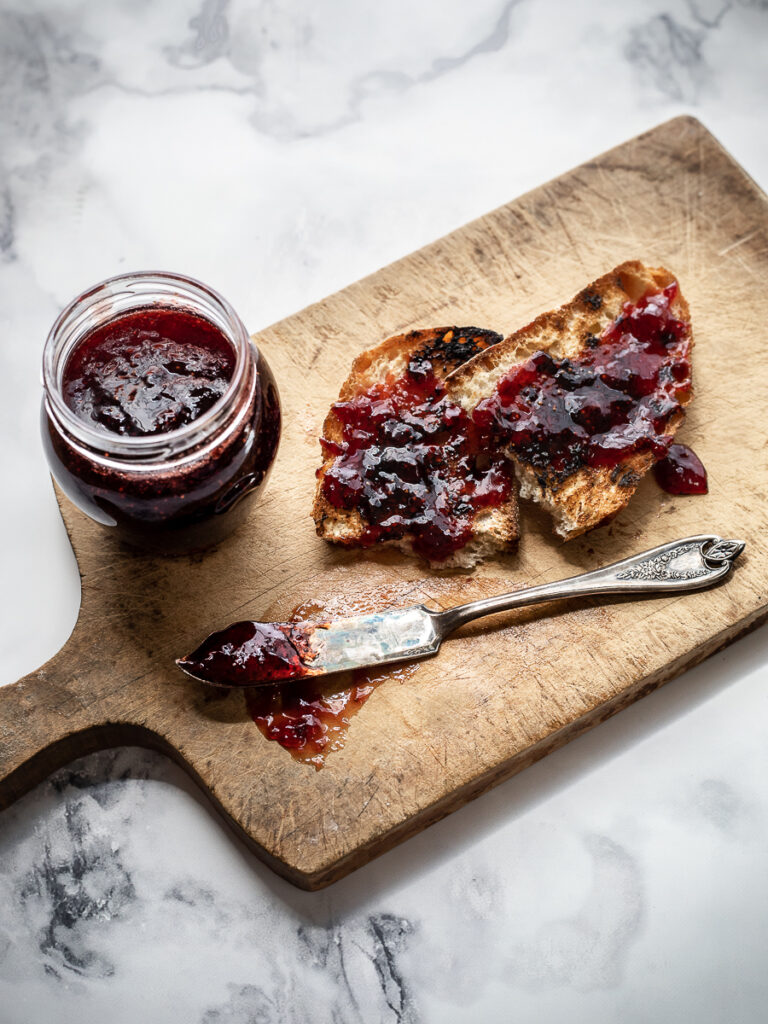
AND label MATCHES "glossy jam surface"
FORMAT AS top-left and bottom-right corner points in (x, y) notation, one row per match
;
(320, 286), (696, 560)
(45, 322), (280, 553)
(62, 308), (236, 436)
(653, 442), (708, 494)
(320, 363), (514, 561)
(178, 620), (318, 686)
(472, 284), (692, 481)
(246, 668), (416, 770)
(178, 608), (407, 769)
(244, 579), (506, 768)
